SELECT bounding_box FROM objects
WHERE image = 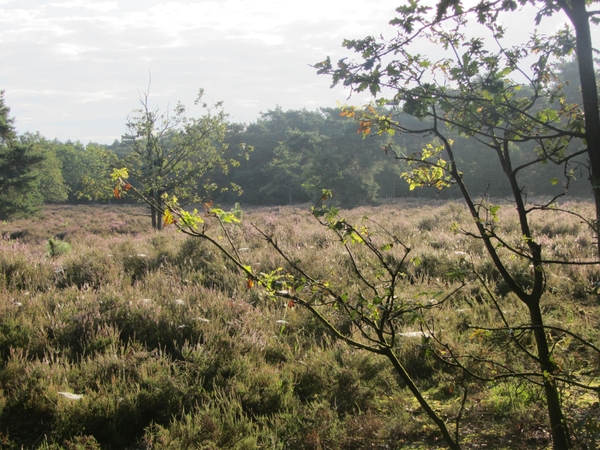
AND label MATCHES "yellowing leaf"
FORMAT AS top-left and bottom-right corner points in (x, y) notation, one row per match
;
(163, 209), (177, 227)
